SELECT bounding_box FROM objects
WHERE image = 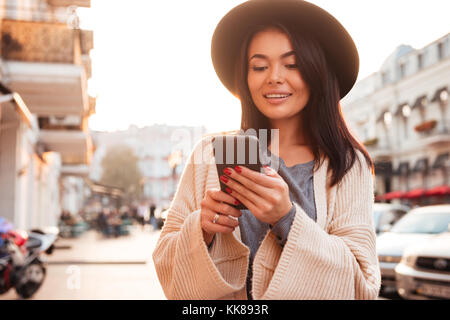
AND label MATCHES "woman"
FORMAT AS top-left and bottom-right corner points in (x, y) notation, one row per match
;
(153, 0), (381, 300)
